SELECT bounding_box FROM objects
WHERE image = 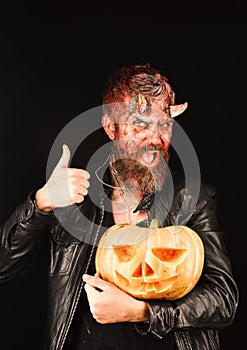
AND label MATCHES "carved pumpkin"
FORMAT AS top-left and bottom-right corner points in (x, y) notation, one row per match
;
(95, 220), (204, 300)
